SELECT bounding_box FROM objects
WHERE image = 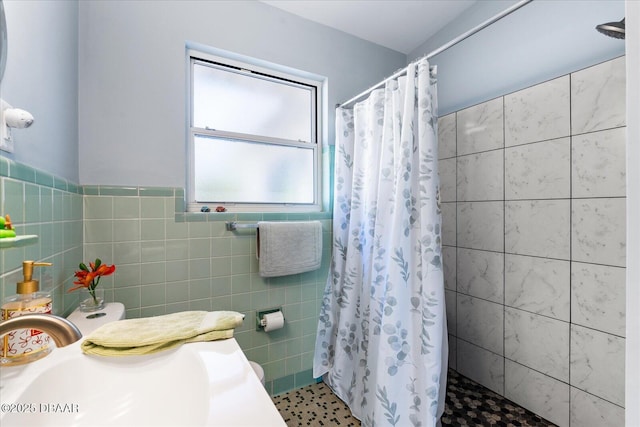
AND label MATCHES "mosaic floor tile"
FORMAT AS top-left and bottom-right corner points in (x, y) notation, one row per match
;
(272, 369), (557, 427)
(273, 381), (359, 426)
(442, 370), (557, 426)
